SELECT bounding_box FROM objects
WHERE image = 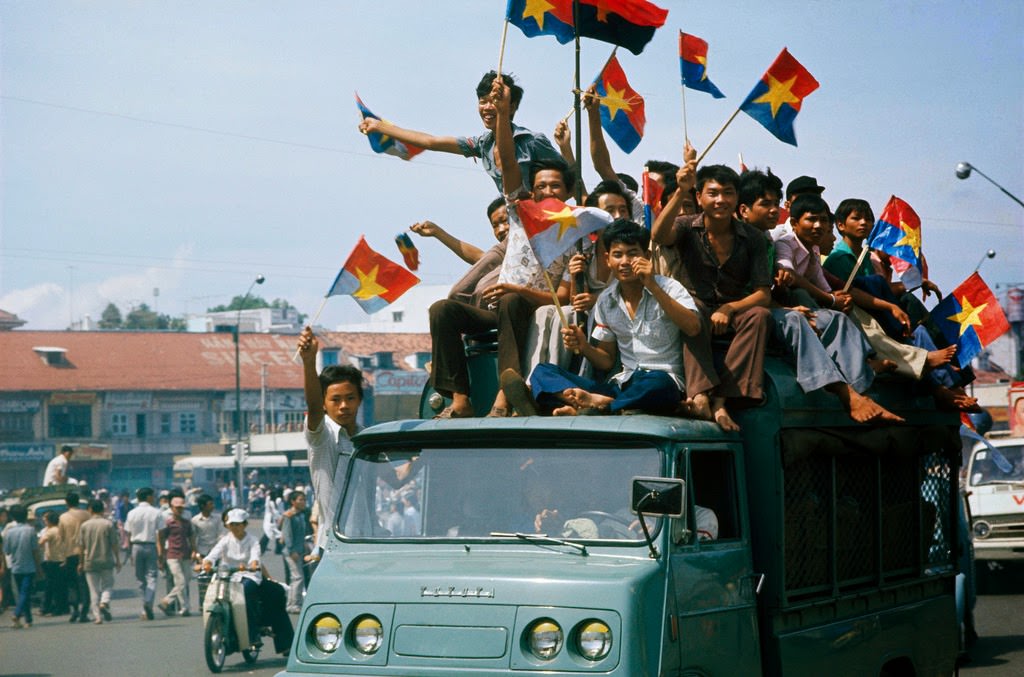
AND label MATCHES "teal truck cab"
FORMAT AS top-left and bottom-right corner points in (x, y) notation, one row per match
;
(278, 360), (959, 676)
